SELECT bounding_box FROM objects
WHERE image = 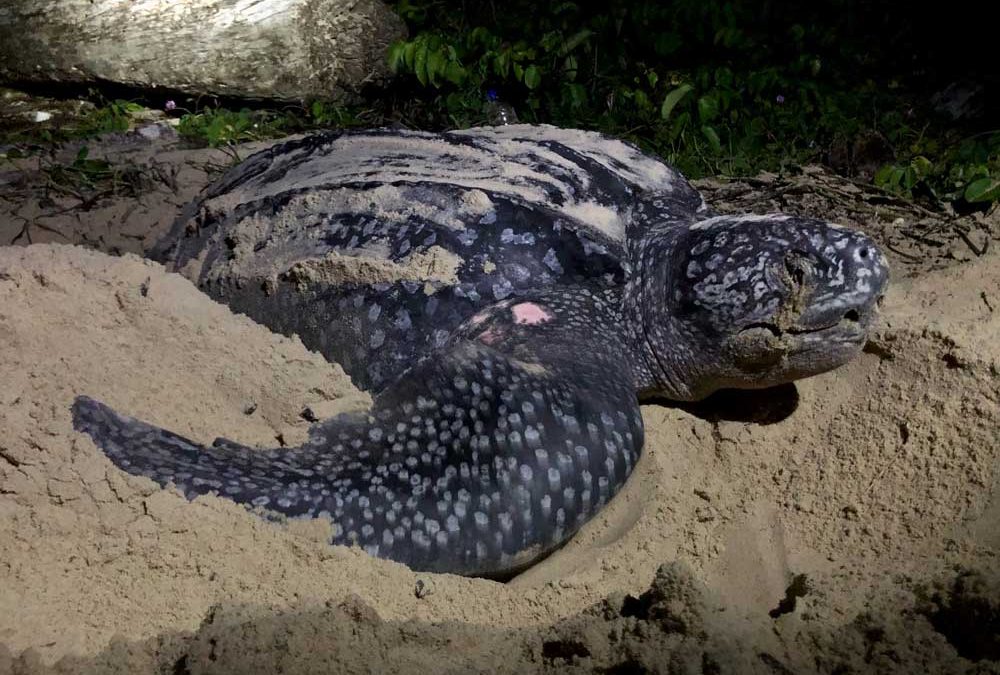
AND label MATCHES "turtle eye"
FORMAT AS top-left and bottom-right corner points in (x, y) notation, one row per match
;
(785, 256), (807, 286)
(783, 251), (825, 288)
